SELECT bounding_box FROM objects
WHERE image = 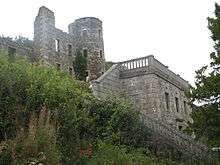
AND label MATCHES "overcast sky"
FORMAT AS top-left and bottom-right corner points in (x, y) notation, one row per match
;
(0, 0), (218, 84)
